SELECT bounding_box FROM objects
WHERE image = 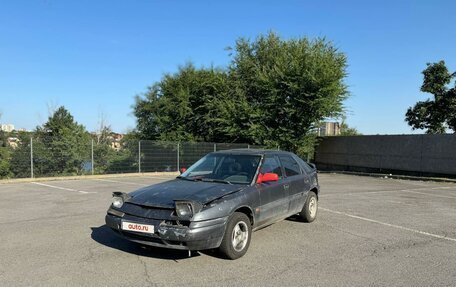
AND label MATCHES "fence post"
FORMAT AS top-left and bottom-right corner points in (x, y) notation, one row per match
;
(30, 136), (34, 179)
(214, 143), (216, 152)
(177, 142), (180, 172)
(138, 140), (141, 173)
(91, 139), (94, 175)
(247, 144), (250, 149)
